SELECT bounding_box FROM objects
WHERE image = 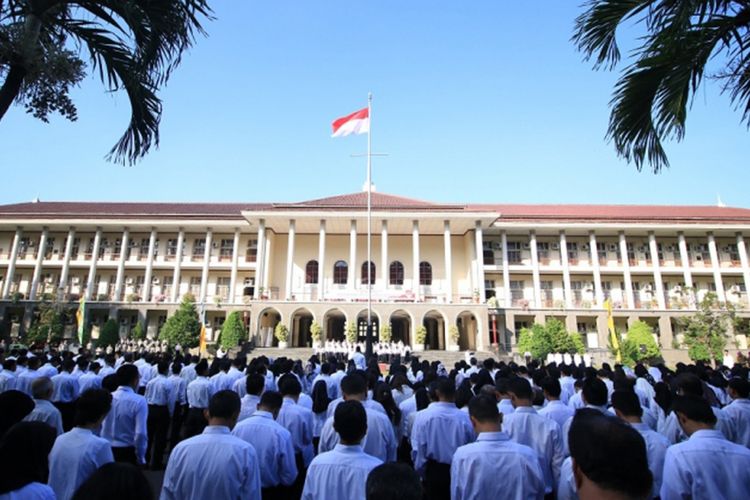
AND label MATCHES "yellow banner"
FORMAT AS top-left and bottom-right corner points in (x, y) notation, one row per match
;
(605, 299), (621, 363)
(199, 323), (206, 355)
